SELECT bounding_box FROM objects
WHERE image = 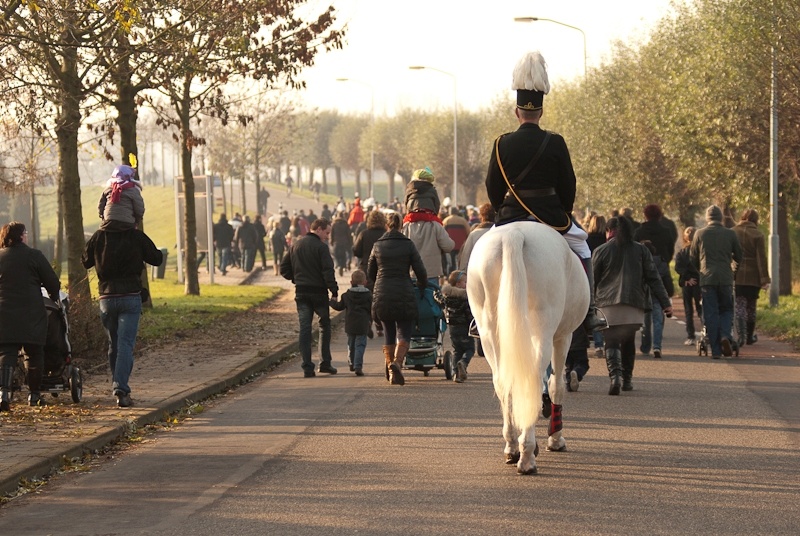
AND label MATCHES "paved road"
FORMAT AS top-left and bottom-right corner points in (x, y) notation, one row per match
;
(2, 310), (799, 534)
